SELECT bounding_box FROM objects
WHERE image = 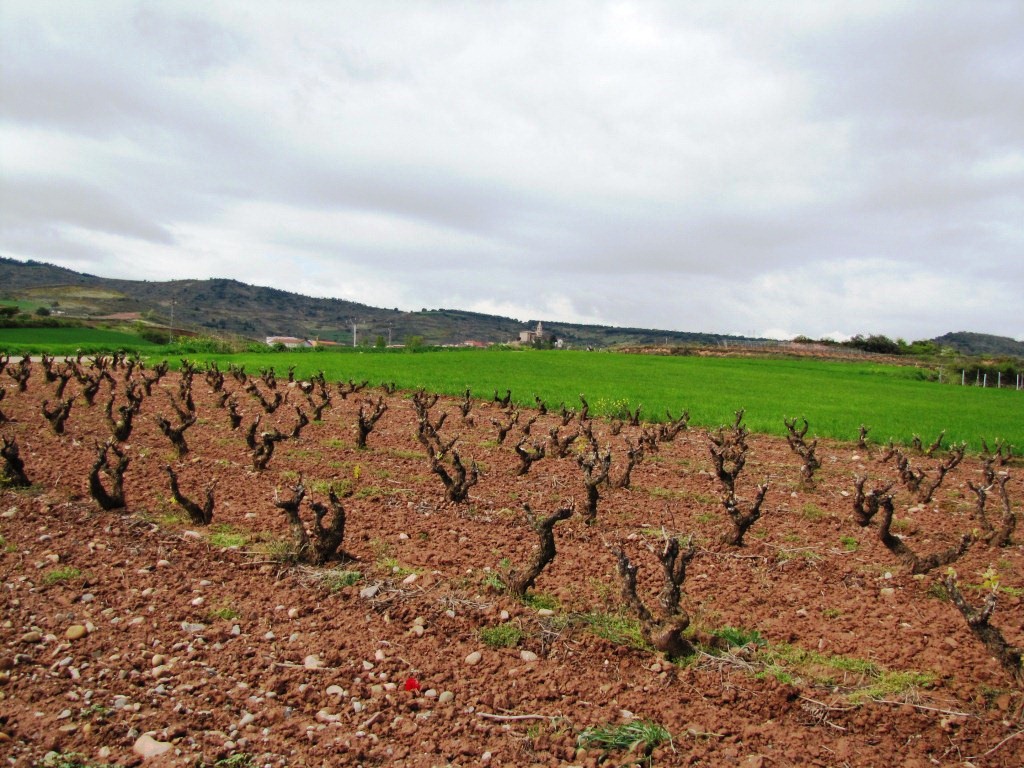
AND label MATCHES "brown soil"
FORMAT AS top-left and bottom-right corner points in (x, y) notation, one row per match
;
(1, 359), (1022, 767)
